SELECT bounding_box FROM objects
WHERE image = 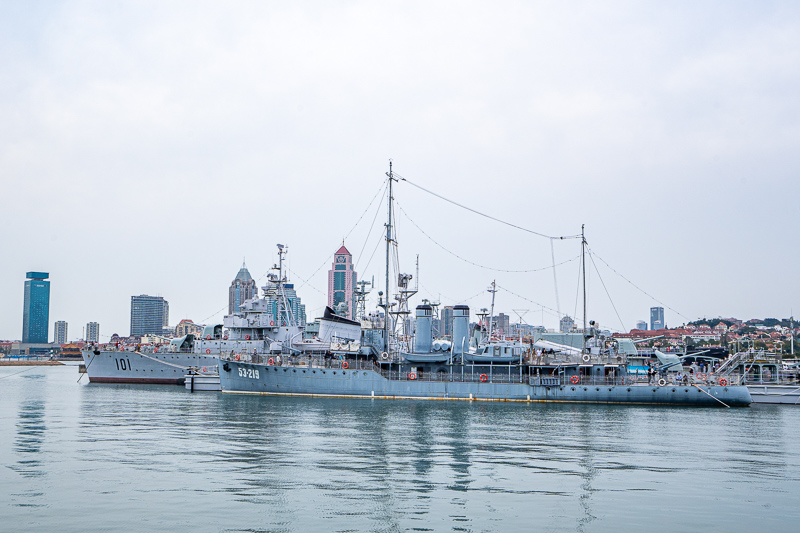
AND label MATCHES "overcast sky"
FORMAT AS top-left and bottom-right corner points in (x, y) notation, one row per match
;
(2, 1), (798, 342)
